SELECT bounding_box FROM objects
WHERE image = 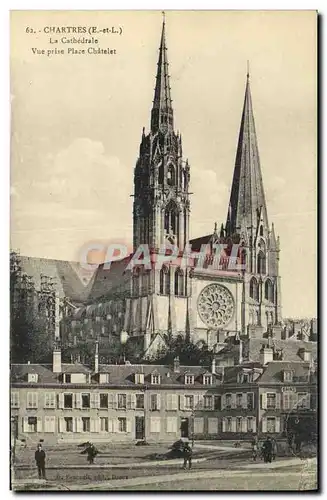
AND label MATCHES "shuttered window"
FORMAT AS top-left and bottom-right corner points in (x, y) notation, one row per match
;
(166, 417), (178, 433)
(27, 392), (38, 409)
(150, 417), (161, 433)
(194, 417), (204, 434)
(44, 392), (56, 408)
(208, 418), (218, 434)
(11, 392), (20, 408)
(44, 416), (56, 433)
